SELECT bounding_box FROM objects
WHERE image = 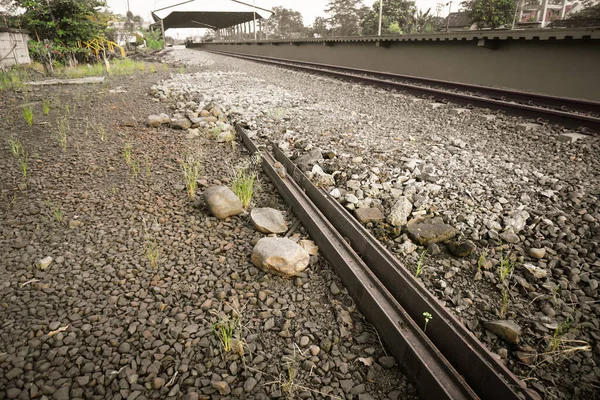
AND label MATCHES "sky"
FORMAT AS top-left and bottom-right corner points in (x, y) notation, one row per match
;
(105, 0), (451, 28)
